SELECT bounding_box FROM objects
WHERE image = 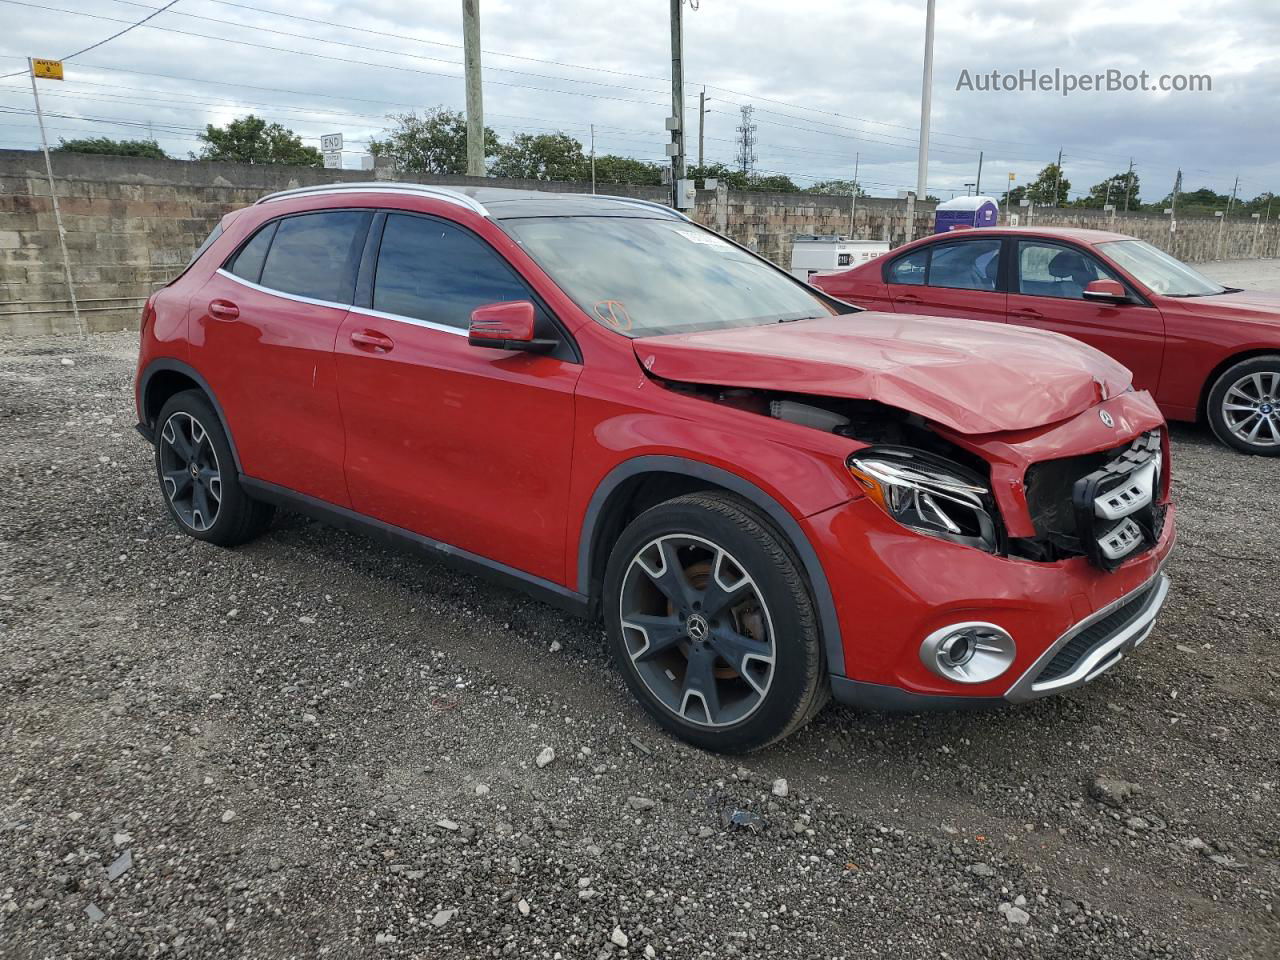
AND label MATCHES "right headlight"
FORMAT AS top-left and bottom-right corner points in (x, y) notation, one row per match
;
(847, 446), (999, 552)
